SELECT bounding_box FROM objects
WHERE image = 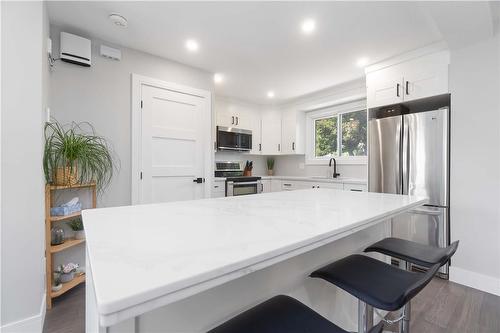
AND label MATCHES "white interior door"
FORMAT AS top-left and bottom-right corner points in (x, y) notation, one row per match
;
(140, 84), (208, 204)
